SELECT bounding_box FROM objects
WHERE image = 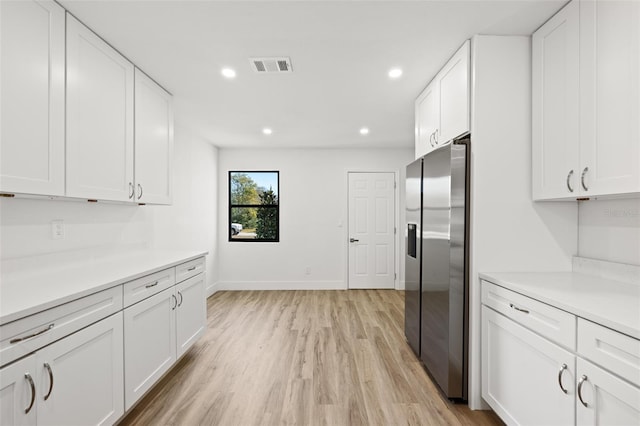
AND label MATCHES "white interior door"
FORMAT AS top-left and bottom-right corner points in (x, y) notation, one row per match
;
(348, 172), (395, 289)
